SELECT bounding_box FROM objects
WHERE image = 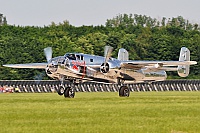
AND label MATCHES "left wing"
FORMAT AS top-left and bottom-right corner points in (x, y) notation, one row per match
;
(120, 60), (197, 77)
(121, 60), (197, 68)
(121, 60), (197, 70)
